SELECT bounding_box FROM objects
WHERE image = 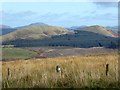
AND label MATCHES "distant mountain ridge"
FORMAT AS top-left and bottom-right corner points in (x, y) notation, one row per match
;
(66, 26), (87, 31)
(0, 25), (11, 28)
(106, 26), (118, 33)
(0, 25), (16, 36)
